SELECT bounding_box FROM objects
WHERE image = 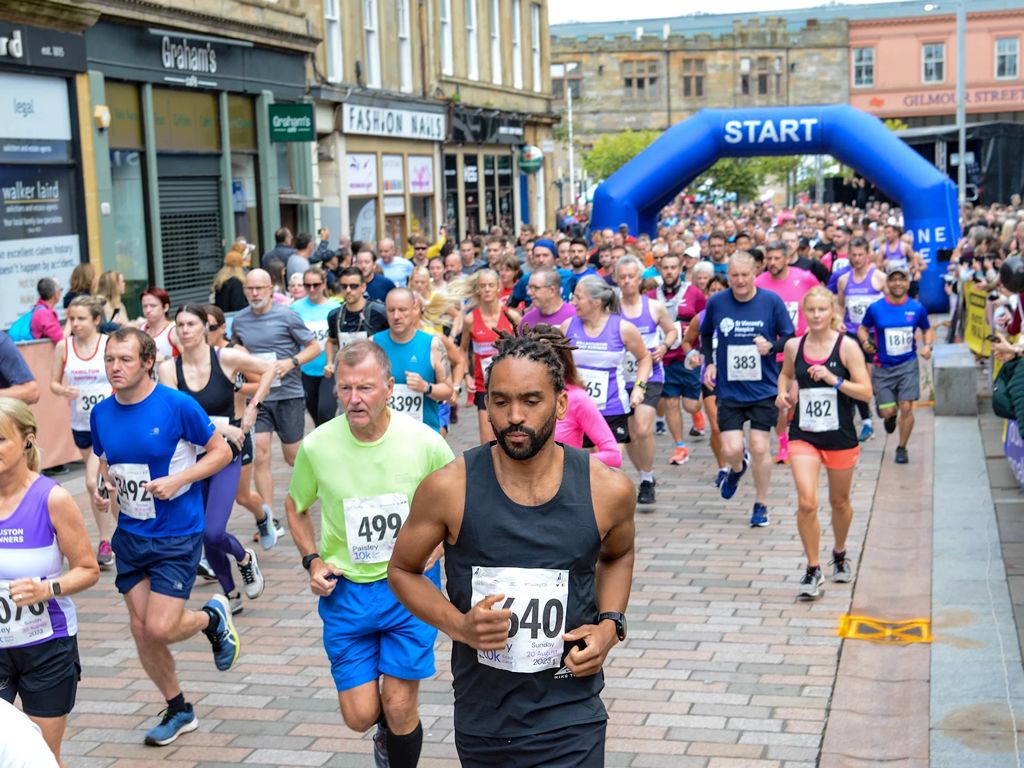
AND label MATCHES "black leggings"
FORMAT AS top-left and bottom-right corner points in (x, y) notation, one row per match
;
(301, 373), (338, 427)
